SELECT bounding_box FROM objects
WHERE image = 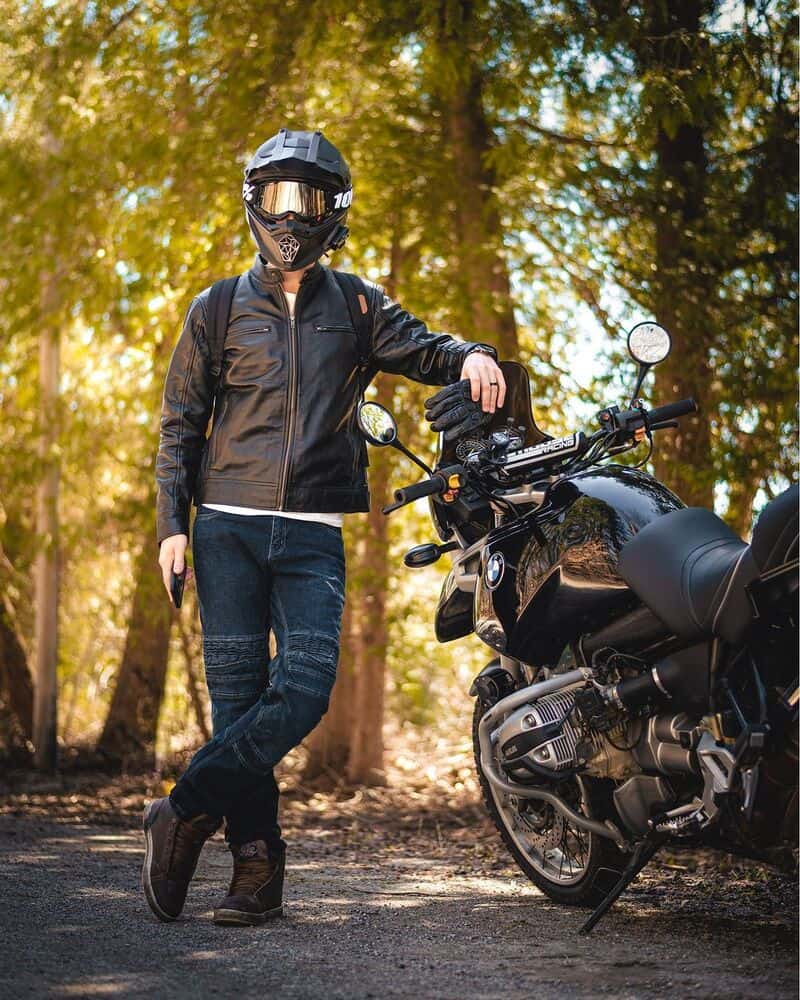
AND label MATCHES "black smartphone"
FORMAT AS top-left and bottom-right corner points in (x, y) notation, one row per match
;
(170, 567), (186, 609)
